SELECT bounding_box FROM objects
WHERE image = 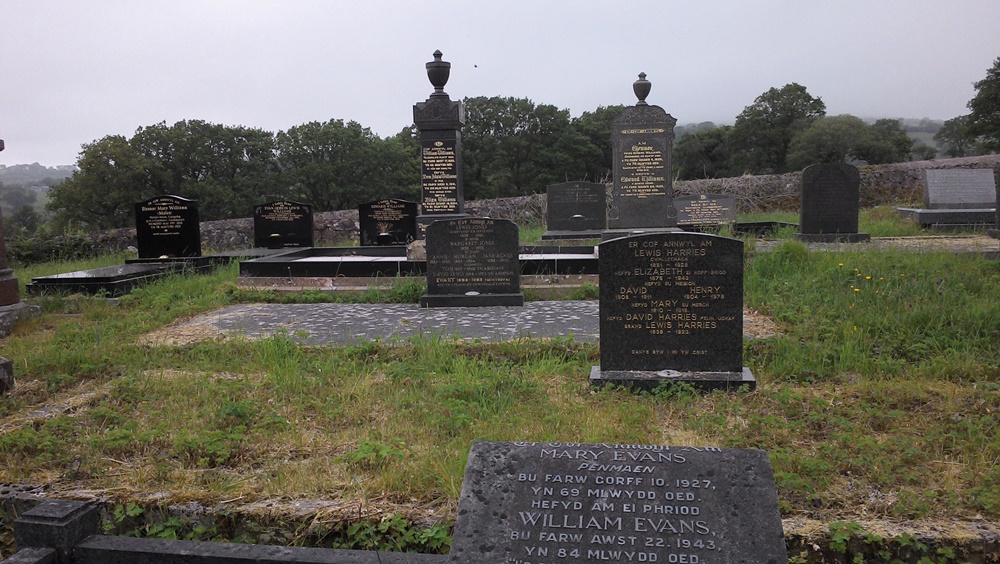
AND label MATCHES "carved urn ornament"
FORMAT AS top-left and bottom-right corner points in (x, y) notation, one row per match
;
(426, 50), (451, 97)
(633, 72), (651, 106)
